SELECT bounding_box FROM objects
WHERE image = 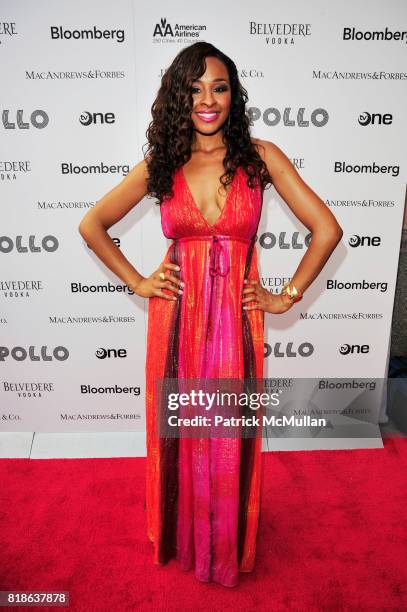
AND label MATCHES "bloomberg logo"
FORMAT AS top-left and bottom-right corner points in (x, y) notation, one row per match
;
(50, 26), (125, 43)
(61, 162), (129, 175)
(343, 27), (407, 44)
(334, 161), (399, 177)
